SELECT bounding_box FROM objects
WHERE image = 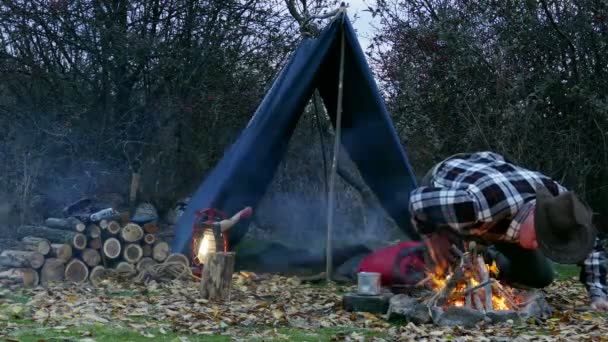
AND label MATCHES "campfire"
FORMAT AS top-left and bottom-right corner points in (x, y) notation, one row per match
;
(423, 242), (520, 313)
